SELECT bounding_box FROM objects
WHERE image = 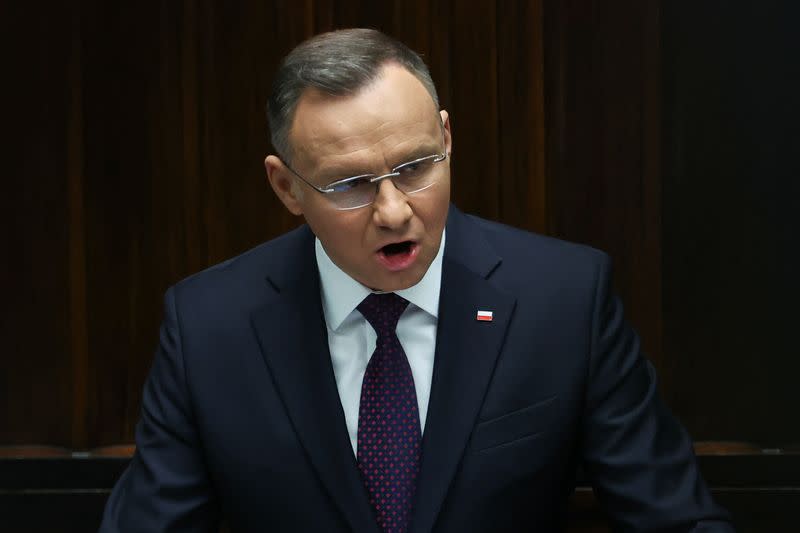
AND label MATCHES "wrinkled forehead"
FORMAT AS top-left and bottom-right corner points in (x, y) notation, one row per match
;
(288, 65), (442, 172)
